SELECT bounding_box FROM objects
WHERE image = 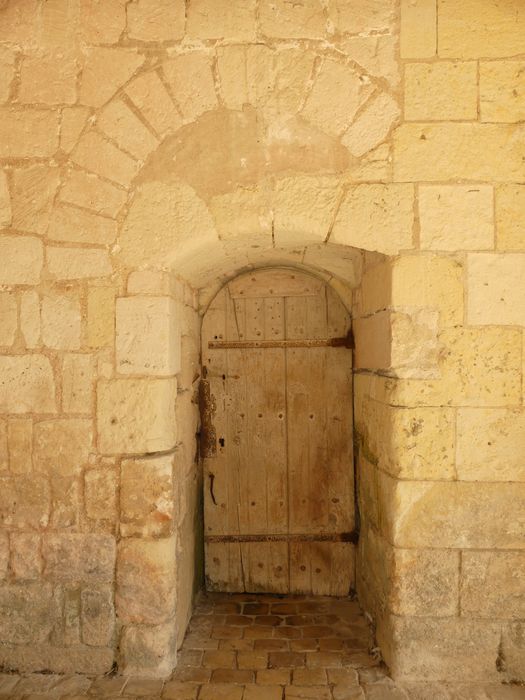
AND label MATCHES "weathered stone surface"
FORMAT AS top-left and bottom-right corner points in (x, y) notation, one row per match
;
(0, 583), (56, 644)
(328, 0), (395, 34)
(43, 534), (116, 583)
(302, 59), (373, 136)
(97, 378), (177, 454)
(480, 60), (525, 123)
(10, 533), (42, 580)
(120, 455), (174, 537)
(20, 291), (41, 349)
(331, 184), (414, 255)
(80, 0), (127, 43)
(19, 50), (78, 104)
(87, 286), (115, 348)
(11, 165), (59, 235)
(0, 108), (59, 158)
(0, 422), (7, 474)
(71, 131), (139, 187)
(127, 0), (185, 41)
(116, 296), (181, 376)
(127, 270), (174, 296)
(7, 419), (32, 474)
(461, 551), (525, 618)
(0, 169), (11, 226)
(400, 0), (436, 58)
(340, 35), (399, 88)
(0, 356), (56, 414)
(41, 293), (81, 350)
(34, 419), (92, 477)
(393, 123), (525, 182)
(0, 645), (114, 675)
(48, 204), (117, 245)
(0, 45), (15, 103)
(342, 93), (399, 158)
(502, 622), (525, 681)
(0, 475), (50, 529)
(163, 53), (218, 121)
(438, 0), (525, 59)
(189, 0), (256, 40)
(60, 170), (127, 218)
(119, 620), (177, 677)
(79, 48), (144, 108)
(126, 70), (182, 137)
(84, 467), (117, 521)
(0, 533), (8, 579)
(116, 537), (176, 624)
(467, 253), (525, 326)
(47, 246), (113, 280)
(50, 475), (81, 529)
(404, 62), (477, 120)
(60, 106), (89, 153)
(496, 185), (525, 251)
(62, 354), (94, 415)
(0, 292), (17, 346)
(97, 100), (158, 161)
(0, 235), (43, 285)
(457, 408), (525, 482)
(259, 0), (325, 38)
(81, 585), (115, 647)
(419, 185), (494, 251)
